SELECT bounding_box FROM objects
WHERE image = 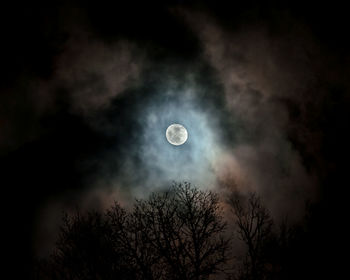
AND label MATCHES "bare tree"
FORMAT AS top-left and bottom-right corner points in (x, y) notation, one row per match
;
(37, 210), (135, 280)
(36, 183), (229, 280)
(132, 182), (229, 280)
(228, 192), (273, 280)
(107, 202), (162, 280)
